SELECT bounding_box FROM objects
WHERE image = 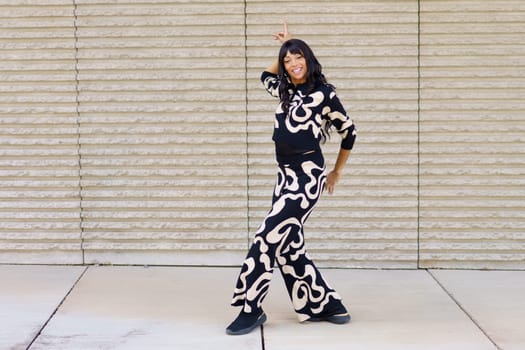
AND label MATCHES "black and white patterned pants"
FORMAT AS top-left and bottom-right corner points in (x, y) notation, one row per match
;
(231, 150), (345, 322)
